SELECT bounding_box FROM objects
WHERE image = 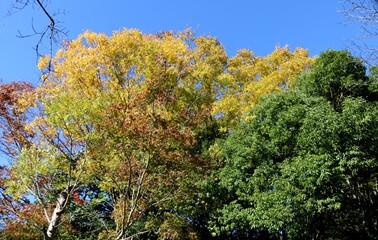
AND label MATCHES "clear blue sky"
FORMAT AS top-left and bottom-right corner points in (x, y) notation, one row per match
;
(0, 1), (359, 85)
